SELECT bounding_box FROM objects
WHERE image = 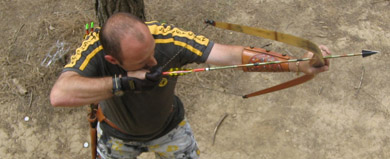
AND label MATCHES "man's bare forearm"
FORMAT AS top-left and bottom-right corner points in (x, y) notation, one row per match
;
(206, 43), (244, 66)
(50, 71), (113, 107)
